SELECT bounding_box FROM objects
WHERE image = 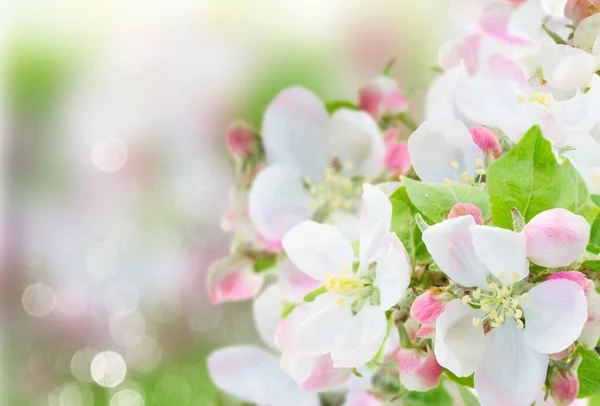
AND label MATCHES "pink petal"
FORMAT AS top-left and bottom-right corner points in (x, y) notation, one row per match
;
(226, 121), (254, 157)
(549, 370), (579, 406)
(384, 141), (411, 174)
(397, 348), (443, 392)
(416, 325), (436, 339)
(281, 354), (353, 392)
(547, 271), (591, 293)
(410, 290), (449, 325)
(343, 391), (382, 406)
(479, 3), (528, 44)
(469, 126), (502, 159)
(207, 256), (264, 304)
(523, 208), (590, 267)
(448, 203), (485, 225)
